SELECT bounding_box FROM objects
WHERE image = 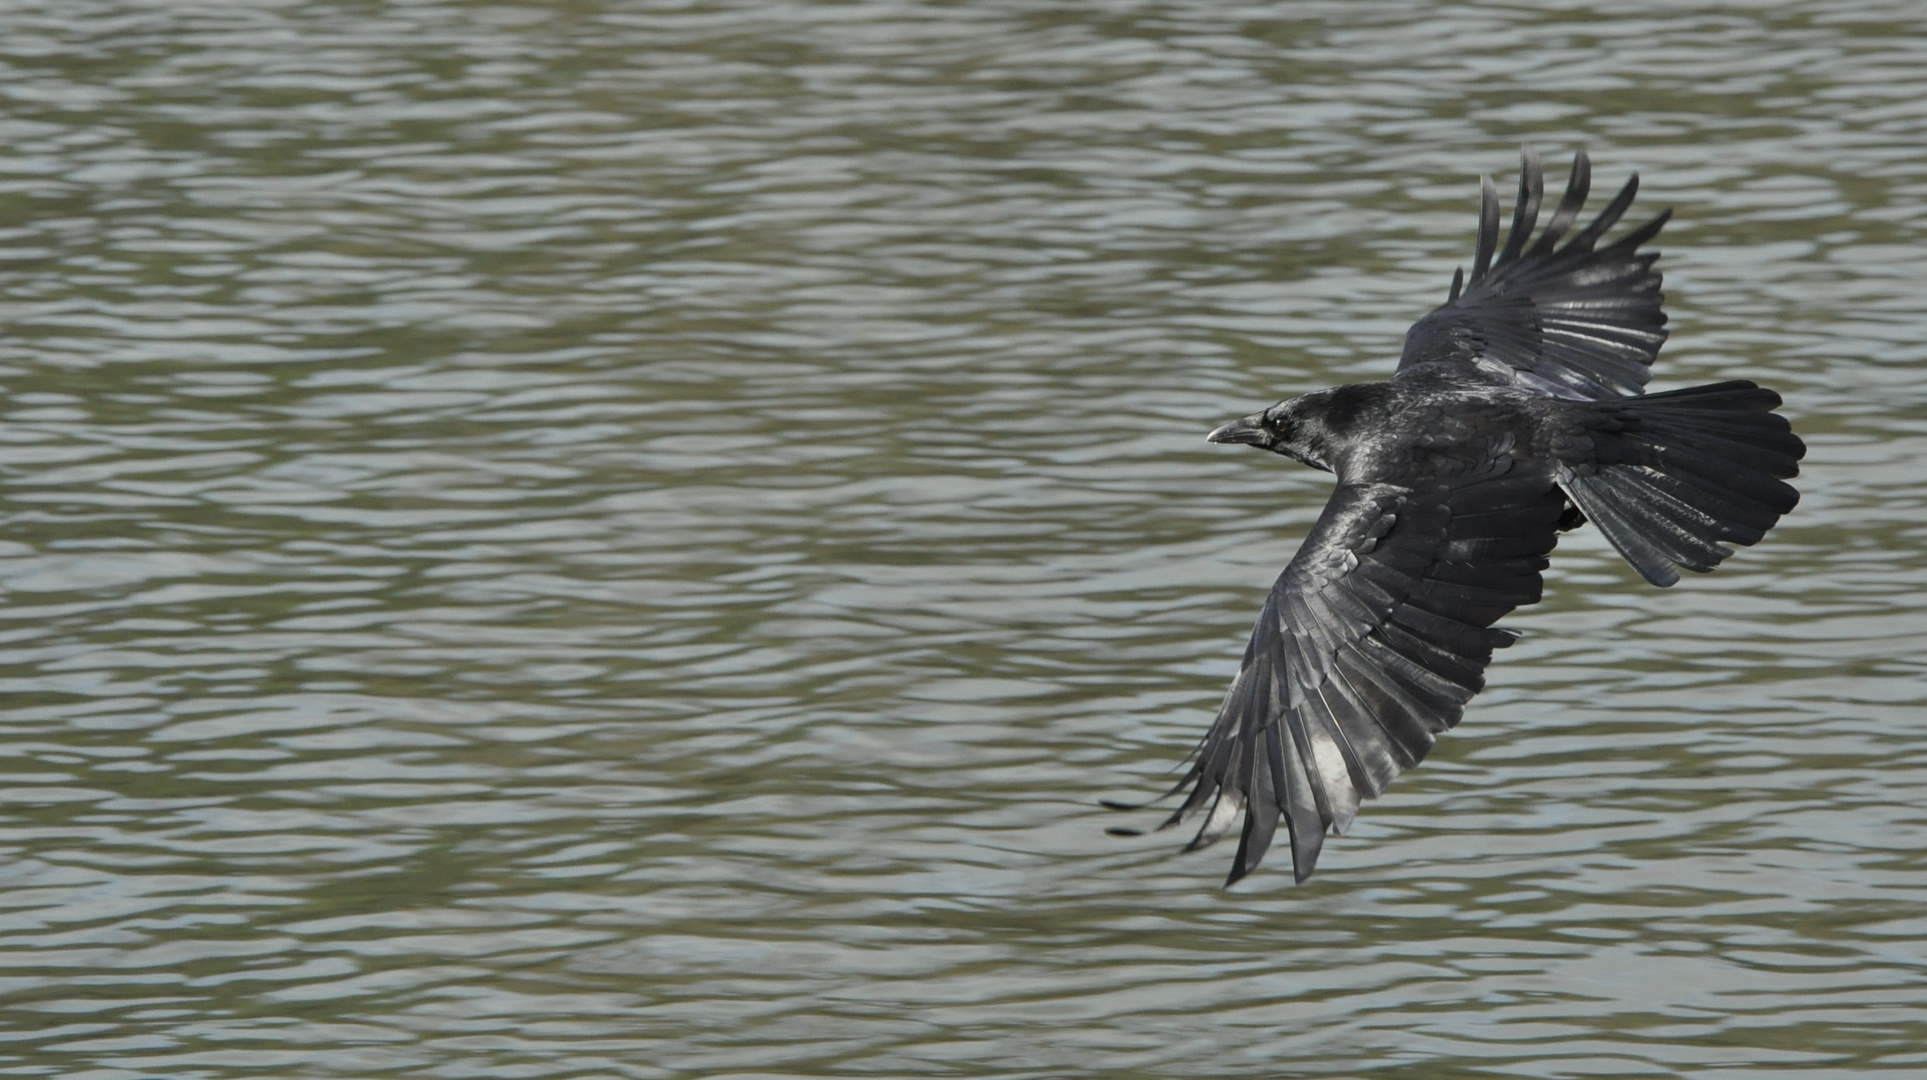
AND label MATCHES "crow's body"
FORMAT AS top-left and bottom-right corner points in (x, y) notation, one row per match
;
(1124, 150), (1804, 885)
